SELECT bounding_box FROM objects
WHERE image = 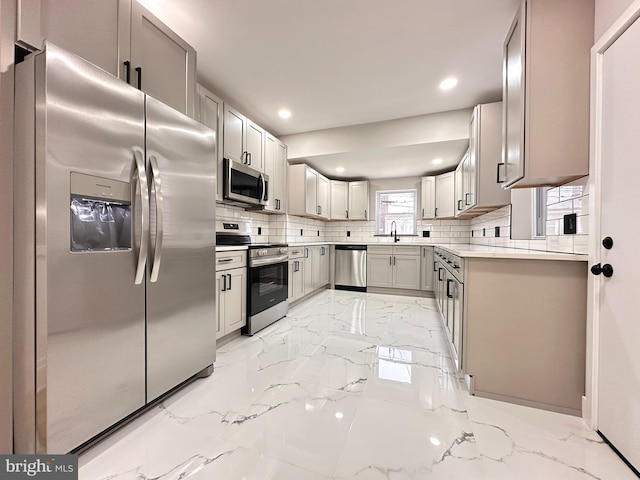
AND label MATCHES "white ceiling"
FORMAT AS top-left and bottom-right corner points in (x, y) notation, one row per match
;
(138, 0), (520, 178)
